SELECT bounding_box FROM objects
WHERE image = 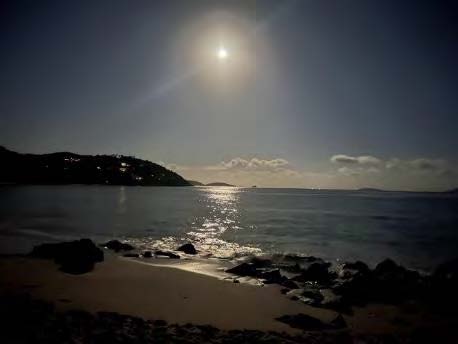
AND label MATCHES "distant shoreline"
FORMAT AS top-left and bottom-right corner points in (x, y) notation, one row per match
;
(1, 182), (456, 194)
